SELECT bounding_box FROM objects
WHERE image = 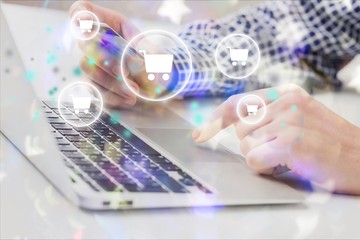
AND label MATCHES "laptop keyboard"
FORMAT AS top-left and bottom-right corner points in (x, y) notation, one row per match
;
(42, 101), (212, 194)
